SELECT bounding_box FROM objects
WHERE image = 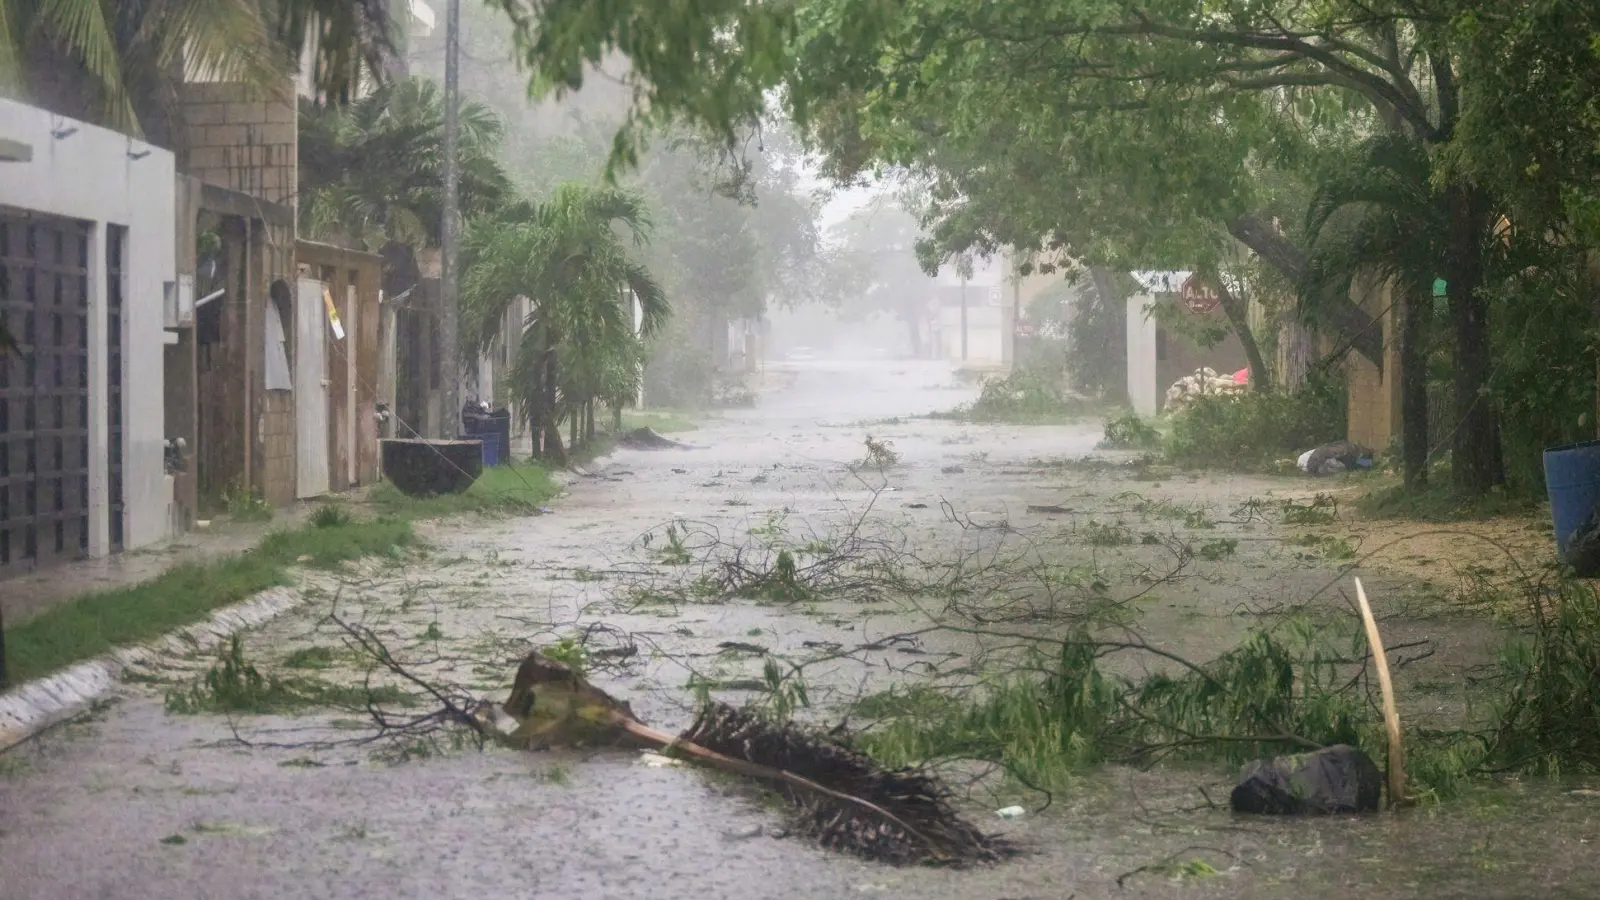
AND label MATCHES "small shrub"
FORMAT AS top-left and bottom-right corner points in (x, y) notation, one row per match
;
(310, 503), (352, 528)
(222, 486), (273, 522)
(1099, 412), (1162, 450)
(944, 366), (1098, 423)
(1490, 579), (1600, 776)
(1164, 378), (1346, 471)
